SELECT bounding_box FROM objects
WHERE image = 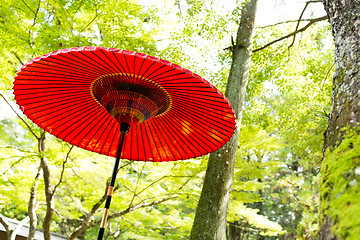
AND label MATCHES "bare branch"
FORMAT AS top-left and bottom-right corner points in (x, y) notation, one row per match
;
(67, 183), (120, 240)
(129, 162), (147, 206)
(86, 197), (177, 229)
(0, 145), (36, 154)
(253, 16), (328, 53)
(136, 164), (177, 196)
(0, 94), (39, 140)
(109, 197), (177, 221)
(0, 156), (35, 176)
(11, 51), (24, 66)
(32, 0), (40, 27)
(53, 145), (74, 194)
(256, 18), (322, 29)
(21, 0), (36, 15)
(178, 174), (197, 191)
(289, 0), (323, 48)
(70, 167), (91, 184)
(321, 62), (335, 91)
(79, 9), (101, 33)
